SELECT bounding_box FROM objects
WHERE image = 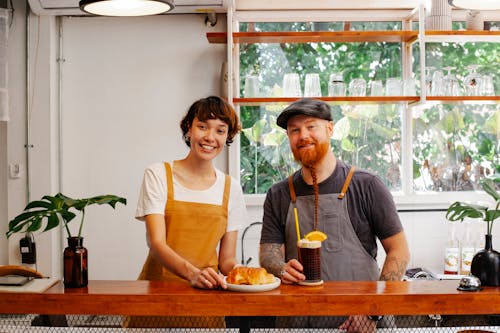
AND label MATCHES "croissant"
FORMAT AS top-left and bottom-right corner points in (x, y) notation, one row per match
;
(227, 266), (275, 285)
